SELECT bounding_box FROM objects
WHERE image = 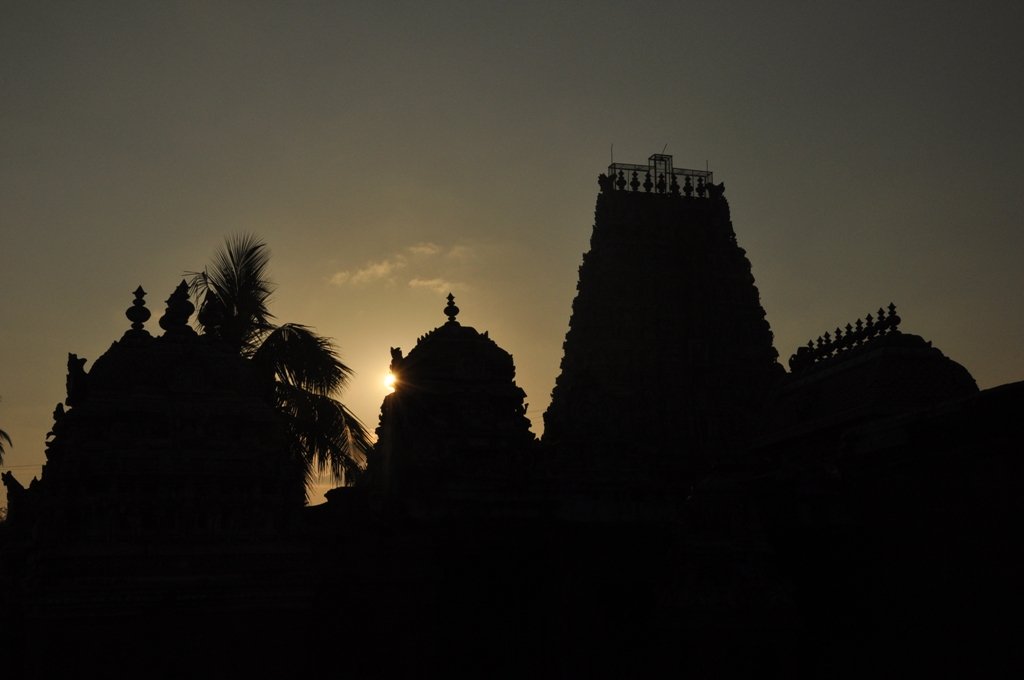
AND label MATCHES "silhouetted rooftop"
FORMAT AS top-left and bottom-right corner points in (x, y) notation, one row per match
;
(605, 153), (714, 195)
